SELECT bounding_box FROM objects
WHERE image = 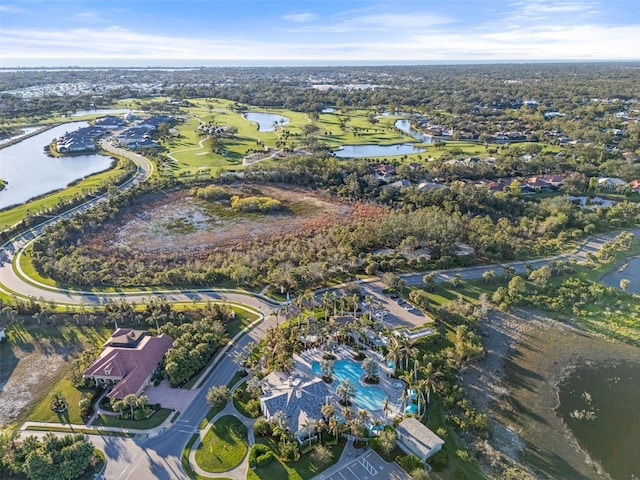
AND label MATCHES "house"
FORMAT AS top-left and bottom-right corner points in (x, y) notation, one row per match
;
(597, 177), (627, 190)
(83, 328), (174, 400)
(629, 180), (640, 194)
(260, 371), (336, 441)
(95, 115), (125, 129)
(373, 164), (396, 181)
(396, 417), (445, 462)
